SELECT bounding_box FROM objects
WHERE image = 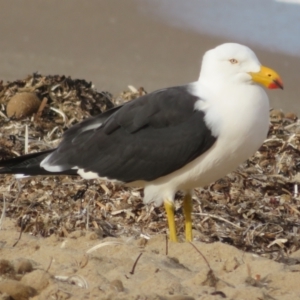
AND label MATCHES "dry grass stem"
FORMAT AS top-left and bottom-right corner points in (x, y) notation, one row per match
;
(0, 196), (5, 230)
